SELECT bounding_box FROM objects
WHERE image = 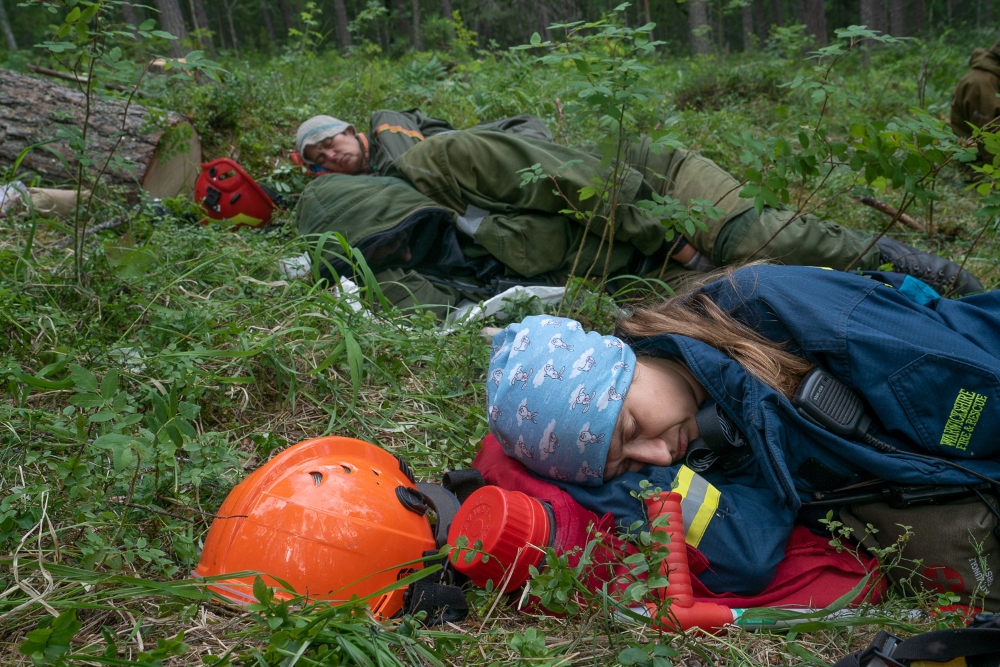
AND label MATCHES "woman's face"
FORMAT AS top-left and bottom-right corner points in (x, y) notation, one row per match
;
(304, 129), (366, 174)
(603, 357), (708, 481)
